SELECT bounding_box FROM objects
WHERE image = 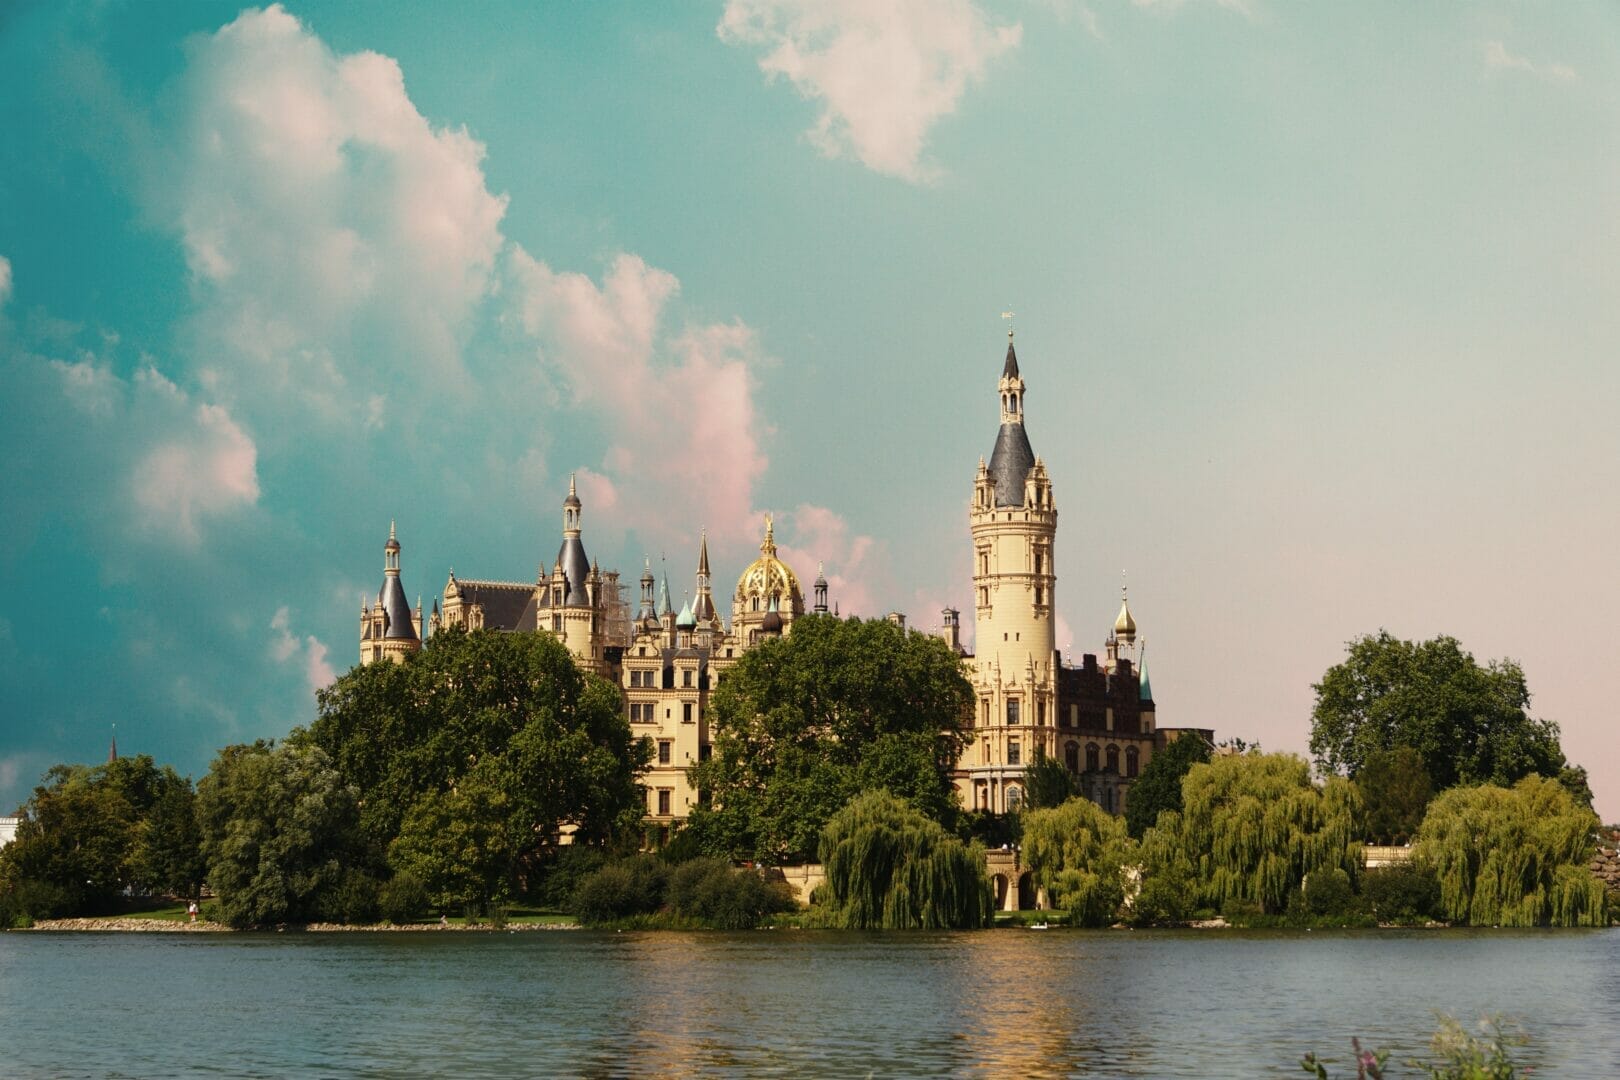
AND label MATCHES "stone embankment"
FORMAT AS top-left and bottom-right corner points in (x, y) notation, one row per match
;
(28, 918), (229, 932)
(25, 918), (579, 932)
(1592, 828), (1620, 893)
